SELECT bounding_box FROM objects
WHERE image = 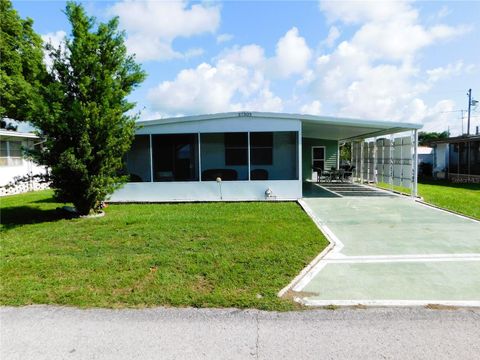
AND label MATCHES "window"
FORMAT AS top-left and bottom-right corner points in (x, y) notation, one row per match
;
(470, 141), (480, 176)
(449, 143), (459, 174)
(8, 141), (22, 157)
(250, 132), (273, 165)
(459, 142), (469, 174)
(224, 133), (248, 166)
(0, 140), (23, 166)
(152, 134), (198, 181)
(0, 141), (7, 158)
